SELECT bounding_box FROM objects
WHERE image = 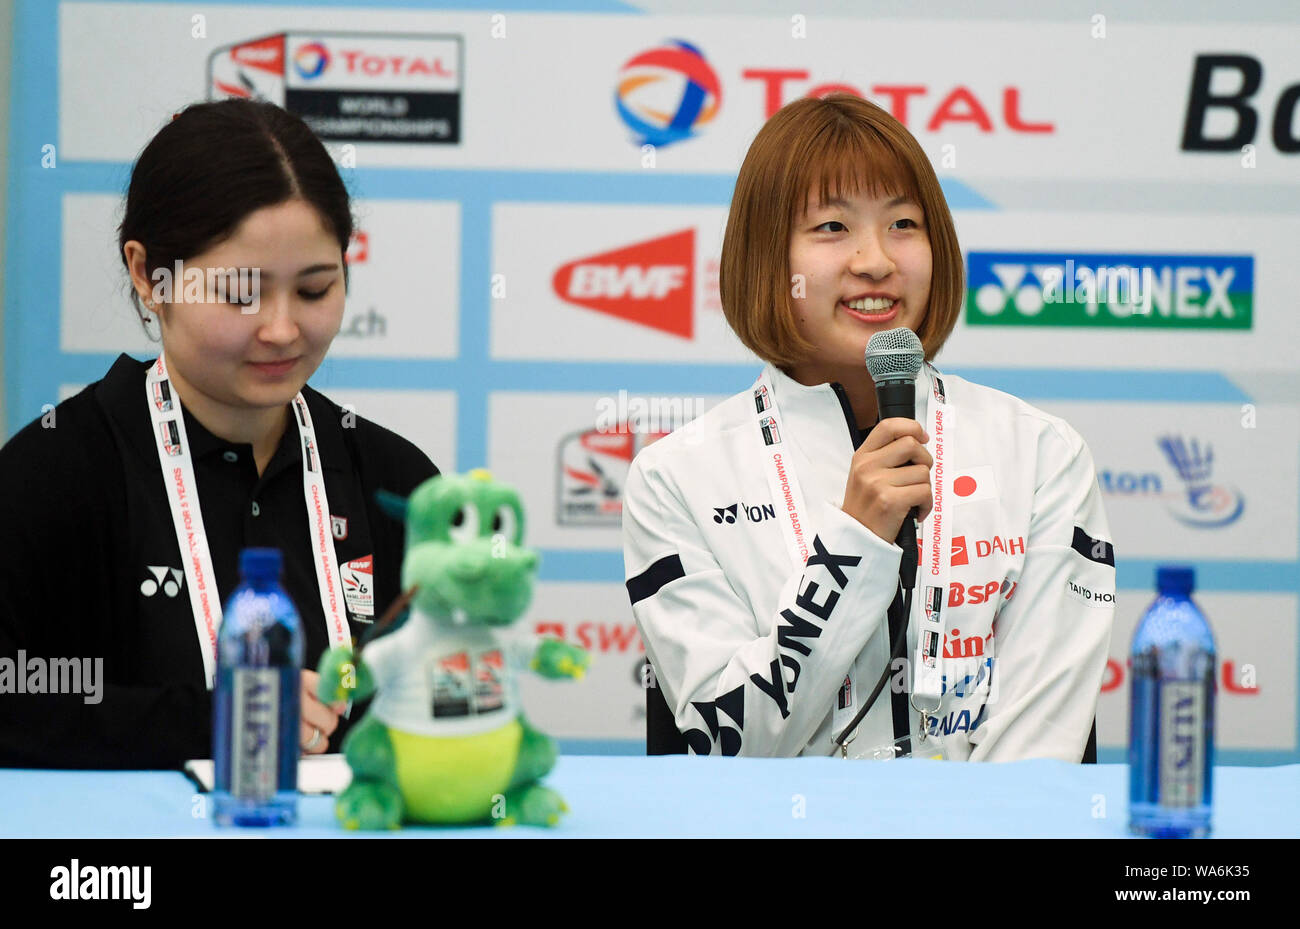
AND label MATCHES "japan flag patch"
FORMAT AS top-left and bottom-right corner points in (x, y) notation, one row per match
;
(951, 465), (997, 503)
